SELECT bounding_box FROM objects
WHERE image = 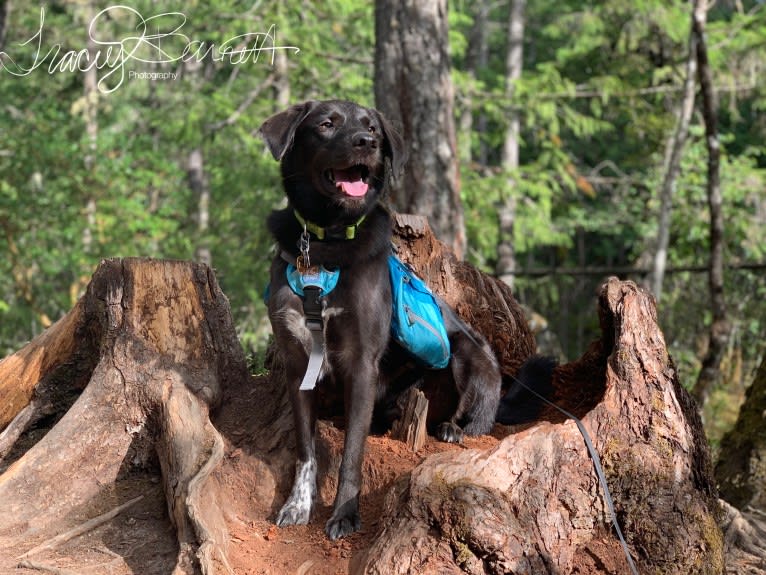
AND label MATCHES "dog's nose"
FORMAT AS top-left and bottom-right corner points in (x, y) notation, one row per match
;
(353, 133), (375, 148)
